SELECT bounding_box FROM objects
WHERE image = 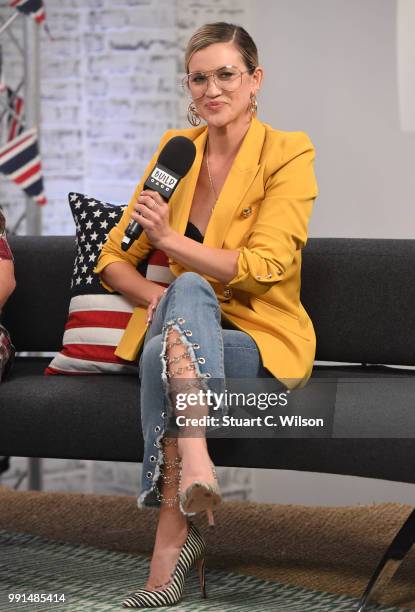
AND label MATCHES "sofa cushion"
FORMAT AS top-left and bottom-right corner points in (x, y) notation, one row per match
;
(4, 237), (74, 352)
(0, 357), (142, 460)
(45, 193), (172, 375)
(2, 359), (415, 484)
(301, 238), (415, 365)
